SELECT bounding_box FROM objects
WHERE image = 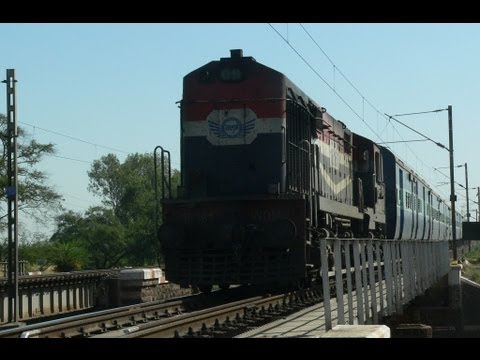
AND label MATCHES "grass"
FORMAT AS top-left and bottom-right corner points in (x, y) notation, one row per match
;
(462, 245), (480, 283)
